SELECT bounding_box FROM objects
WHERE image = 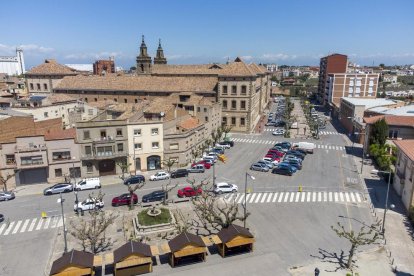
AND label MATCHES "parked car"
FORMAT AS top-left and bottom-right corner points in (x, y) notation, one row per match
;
(213, 147), (225, 154)
(263, 157), (280, 165)
(177, 186), (202, 198)
(124, 175), (145, 185)
(0, 214), (4, 223)
(188, 164), (205, 173)
(44, 183), (73, 195)
(250, 163), (270, 172)
(74, 198), (104, 212)
(265, 121), (276, 126)
(214, 182), (238, 194)
(286, 150), (305, 159)
(170, 169), (189, 178)
(257, 160), (274, 169)
(216, 143), (230, 149)
(291, 148), (308, 156)
(274, 142), (291, 149)
(272, 129), (286, 136)
(283, 159), (302, 170)
(192, 160), (211, 169)
(75, 178), (101, 190)
(284, 155), (303, 163)
(272, 166), (294, 176)
(149, 171), (170, 181)
(267, 149), (284, 157)
(220, 140), (234, 147)
(112, 193), (138, 207)
(265, 153), (281, 160)
(272, 146), (288, 153)
(203, 156), (217, 163)
(0, 191), (15, 201)
(292, 142), (315, 154)
(278, 162), (298, 173)
(142, 190), (167, 203)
